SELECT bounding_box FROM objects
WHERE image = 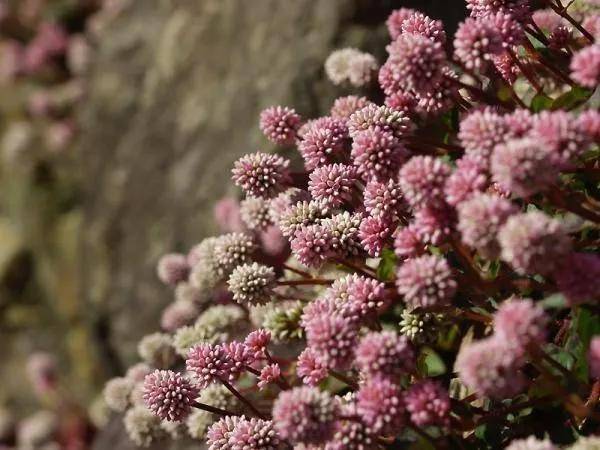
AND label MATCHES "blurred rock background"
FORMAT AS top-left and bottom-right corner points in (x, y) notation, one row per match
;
(0, 0), (465, 444)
